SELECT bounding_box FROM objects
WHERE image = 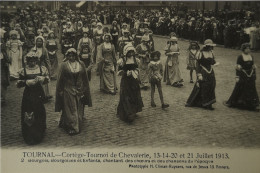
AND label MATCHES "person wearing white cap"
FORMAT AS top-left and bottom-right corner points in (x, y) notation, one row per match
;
(163, 35), (183, 87)
(186, 39), (218, 110)
(6, 30), (23, 80)
(55, 48), (92, 135)
(97, 34), (117, 95)
(118, 29), (133, 58)
(16, 51), (50, 145)
(136, 35), (152, 90)
(117, 44), (143, 123)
